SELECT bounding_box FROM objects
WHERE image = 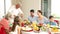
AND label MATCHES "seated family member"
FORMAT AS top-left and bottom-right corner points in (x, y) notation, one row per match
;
(37, 10), (49, 24)
(28, 9), (37, 23)
(48, 16), (57, 26)
(18, 13), (25, 22)
(10, 16), (21, 34)
(7, 12), (14, 27)
(0, 14), (10, 34)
